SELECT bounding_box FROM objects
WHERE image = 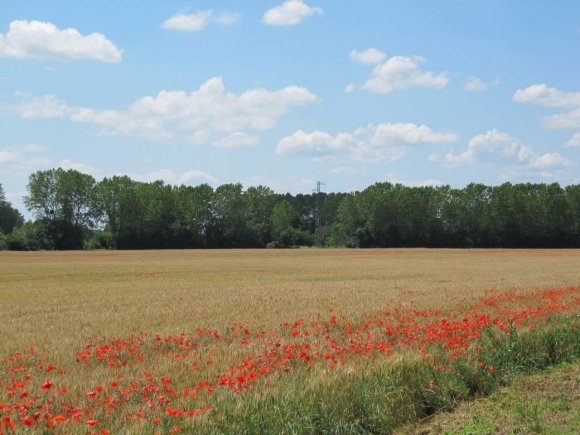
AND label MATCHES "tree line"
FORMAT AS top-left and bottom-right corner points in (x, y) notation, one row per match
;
(1, 168), (579, 250)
